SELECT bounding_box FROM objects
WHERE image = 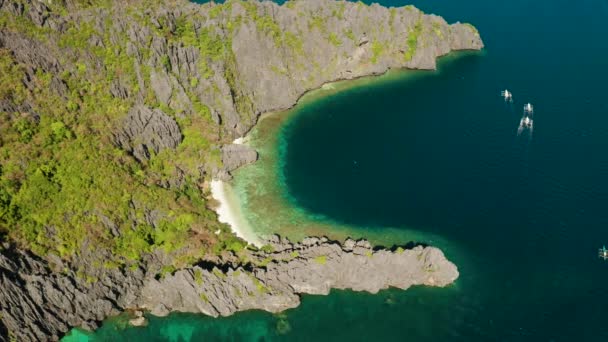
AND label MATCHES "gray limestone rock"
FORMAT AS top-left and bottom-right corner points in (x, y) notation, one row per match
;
(0, 247), (146, 341)
(114, 105), (183, 162)
(26, 0), (49, 27)
(149, 69), (172, 105)
(450, 23), (484, 51)
(10, 0), (482, 141)
(140, 237), (458, 317)
(218, 144), (258, 180)
(128, 311), (147, 327)
(0, 237), (458, 341)
(0, 0), (484, 164)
